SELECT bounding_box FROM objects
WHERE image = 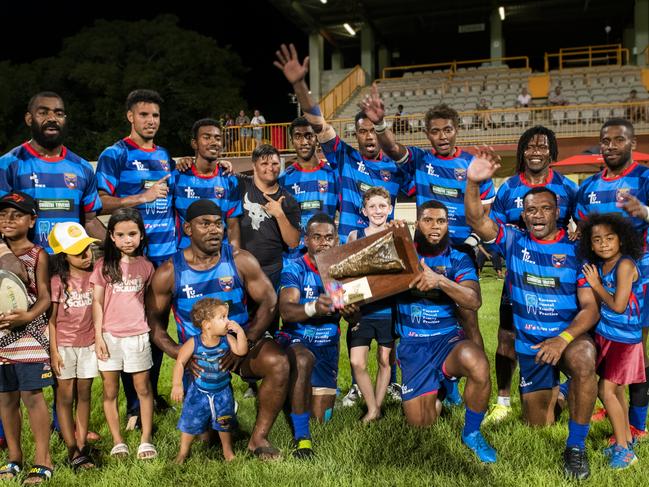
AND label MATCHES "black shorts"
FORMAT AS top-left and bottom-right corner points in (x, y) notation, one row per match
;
(349, 319), (396, 348)
(499, 284), (514, 332)
(0, 362), (54, 392)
